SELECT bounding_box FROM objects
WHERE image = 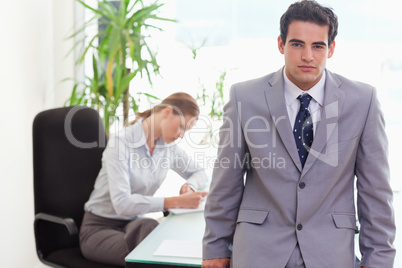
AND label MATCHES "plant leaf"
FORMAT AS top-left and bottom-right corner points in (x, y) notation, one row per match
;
(139, 92), (160, 100)
(78, 34), (98, 64)
(77, 0), (110, 18)
(106, 51), (116, 98)
(97, 1), (120, 24)
(116, 71), (137, 100)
